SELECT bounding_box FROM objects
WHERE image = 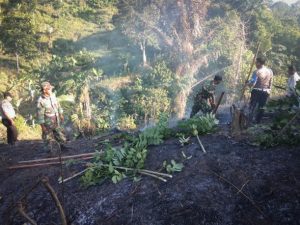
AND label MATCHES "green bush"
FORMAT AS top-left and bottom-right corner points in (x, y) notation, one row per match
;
(117, 114), (137, 131)
(142, 61), (174, 89)
(14, 115), (41, 140)
(177, 114), (219, 136)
